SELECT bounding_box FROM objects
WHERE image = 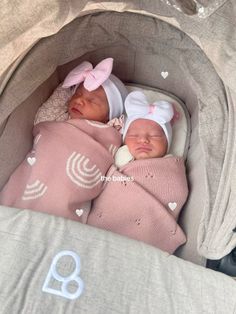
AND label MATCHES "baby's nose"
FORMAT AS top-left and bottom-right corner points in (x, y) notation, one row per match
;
(73, 96), (85, 107)
(138, 135), (149, 143)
